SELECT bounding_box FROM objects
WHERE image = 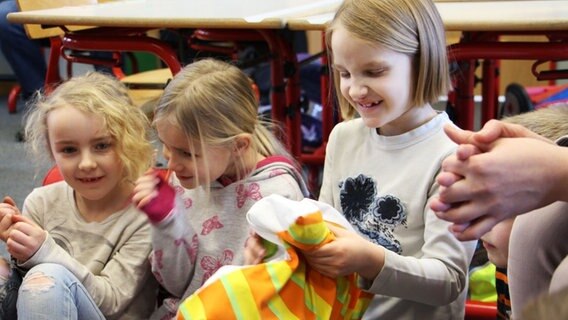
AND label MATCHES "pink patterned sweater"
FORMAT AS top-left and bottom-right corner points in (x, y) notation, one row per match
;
(146, 156), (309, 319)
